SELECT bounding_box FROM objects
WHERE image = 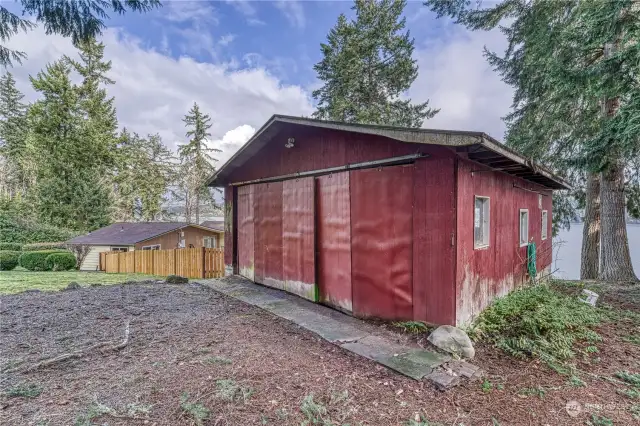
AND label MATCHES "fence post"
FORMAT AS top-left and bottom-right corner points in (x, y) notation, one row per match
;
(202, 247), (206, 279)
